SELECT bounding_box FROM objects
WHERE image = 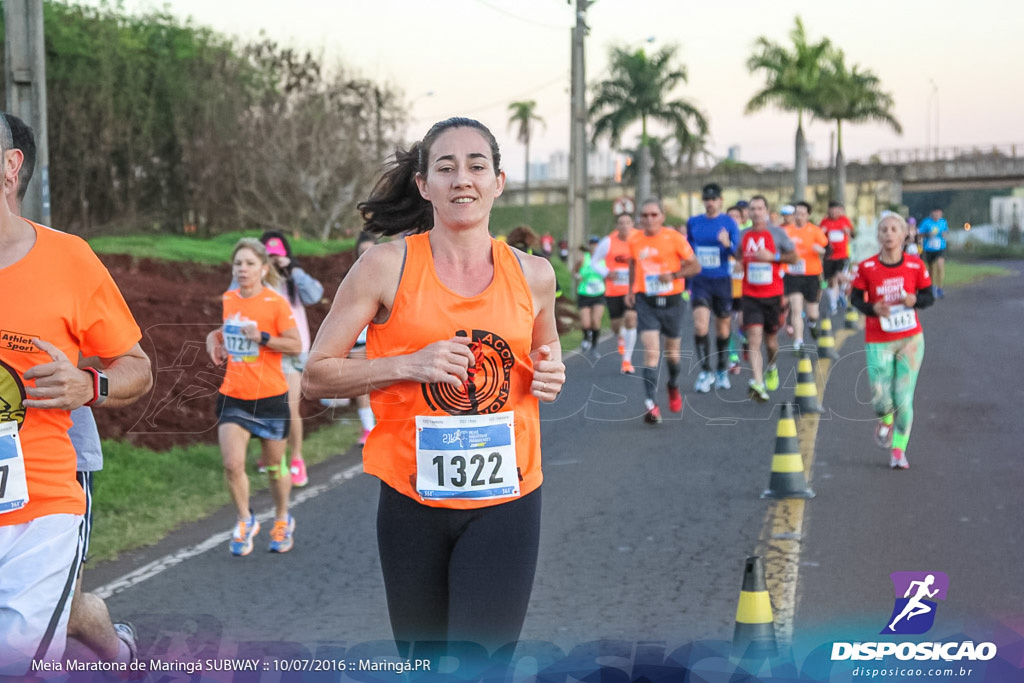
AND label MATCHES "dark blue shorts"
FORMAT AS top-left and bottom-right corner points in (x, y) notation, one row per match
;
(216, 392), (290, 441)
(690, 276), (733, 319)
